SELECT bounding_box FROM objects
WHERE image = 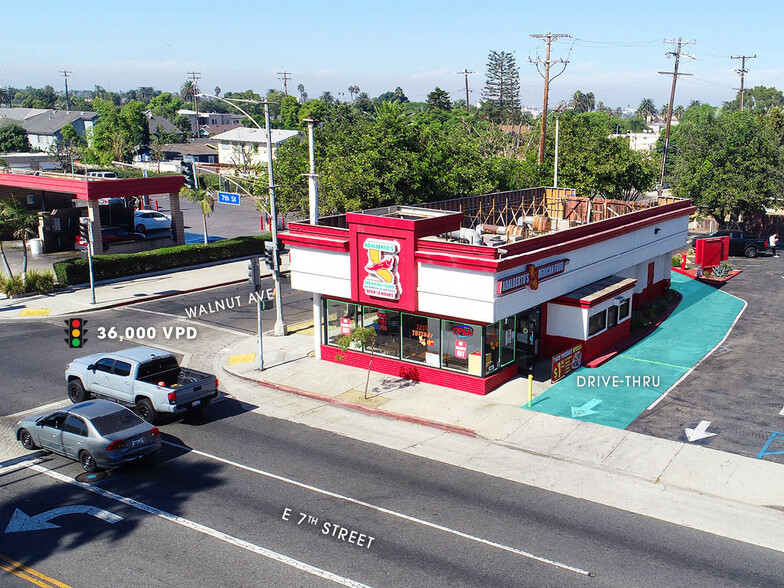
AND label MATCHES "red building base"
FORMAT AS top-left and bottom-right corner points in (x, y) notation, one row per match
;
(320, 345), (518, 395)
